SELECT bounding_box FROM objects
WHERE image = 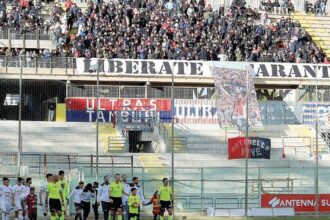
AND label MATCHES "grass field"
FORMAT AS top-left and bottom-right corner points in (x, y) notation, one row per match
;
(181, 217), (330, 220)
